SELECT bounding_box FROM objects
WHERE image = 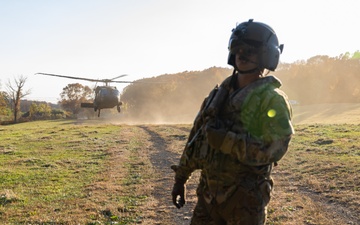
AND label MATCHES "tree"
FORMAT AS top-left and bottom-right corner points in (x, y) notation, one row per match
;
(58, 83), (93, 115)
(0, 91), (11, 120)
(6, 75), (31, 123)
(352, 50), (360, 59)
(29, 102), (52, 120)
